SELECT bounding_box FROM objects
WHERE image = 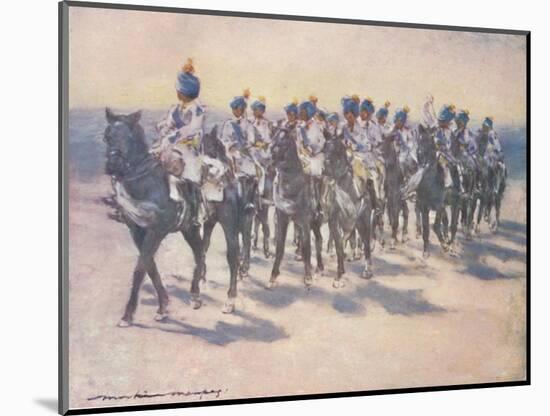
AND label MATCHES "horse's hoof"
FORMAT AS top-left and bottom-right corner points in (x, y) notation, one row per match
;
(154, 312), (169, 322)
(442, 244), (450, 253)
(267, 280), (277, 290)
(264, 251), (271, 259)
(402, 234), (409, 244)
(222, 299), (235, 314)
(332, 279), (345, 289)
(422, 251), (430, 260)
(304, 276), (313, 287)
(389, 242), (397, 251)
(117, 319), (131, 328)
(295, 254), (303, 261)
(314, 267), (324, 277)
(191, 296), (202, 310)
(361, 268), (373, 279)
